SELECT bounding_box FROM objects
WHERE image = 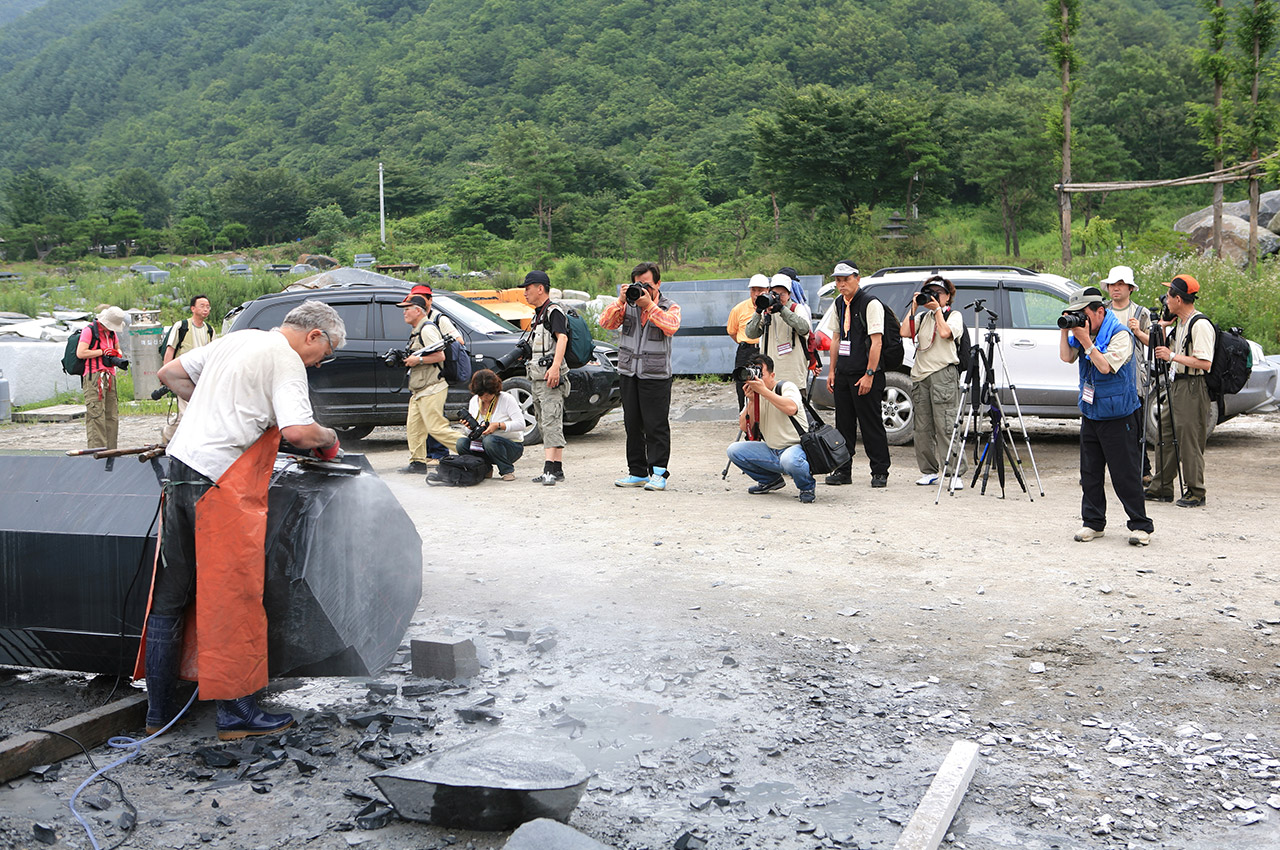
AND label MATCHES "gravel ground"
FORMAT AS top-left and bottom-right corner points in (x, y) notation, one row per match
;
(2, 382), (1279, 850)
